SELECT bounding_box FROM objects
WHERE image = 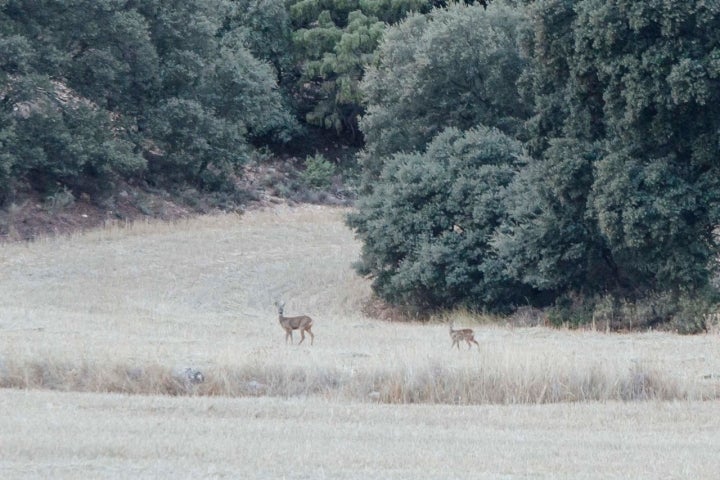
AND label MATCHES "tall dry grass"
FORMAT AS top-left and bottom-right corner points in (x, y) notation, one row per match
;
(1, 204), (719, 404)
(0, 344), (711, 404)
